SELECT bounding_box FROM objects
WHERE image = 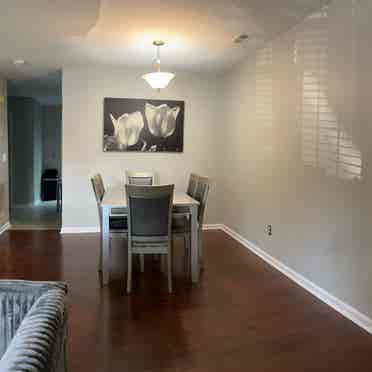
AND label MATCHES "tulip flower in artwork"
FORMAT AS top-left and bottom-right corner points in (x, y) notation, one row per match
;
(145, 103), (180, 138)
(109, 111), (144, 150)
